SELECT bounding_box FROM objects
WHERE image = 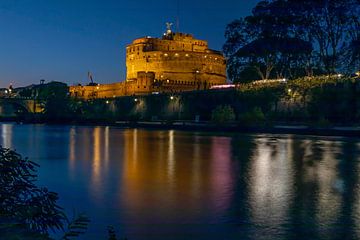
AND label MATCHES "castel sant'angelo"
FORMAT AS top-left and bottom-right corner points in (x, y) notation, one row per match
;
(69, 24), (227, 99)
